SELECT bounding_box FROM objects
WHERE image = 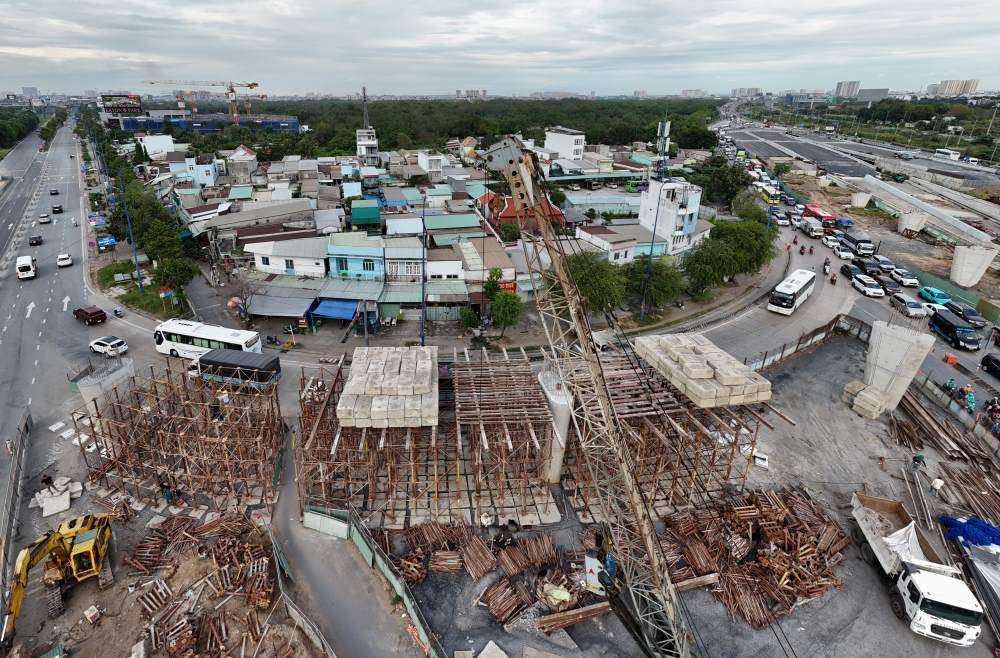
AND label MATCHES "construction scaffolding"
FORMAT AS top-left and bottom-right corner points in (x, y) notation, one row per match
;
(561, 353), (762, 523)
(78, 365), (283, 511)
(296, 348), (559, 529)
